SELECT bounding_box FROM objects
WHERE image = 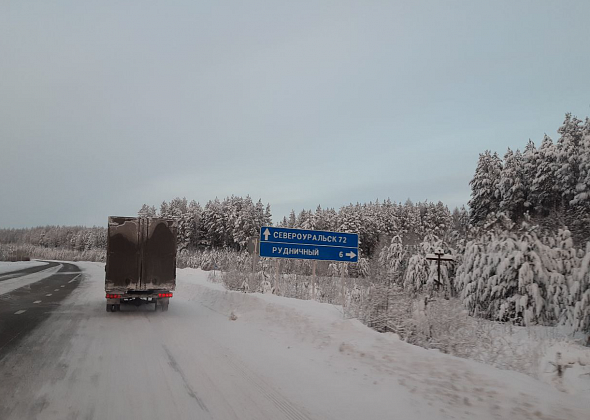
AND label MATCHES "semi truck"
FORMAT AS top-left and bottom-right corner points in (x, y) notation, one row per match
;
(105, 216), (177, 312)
